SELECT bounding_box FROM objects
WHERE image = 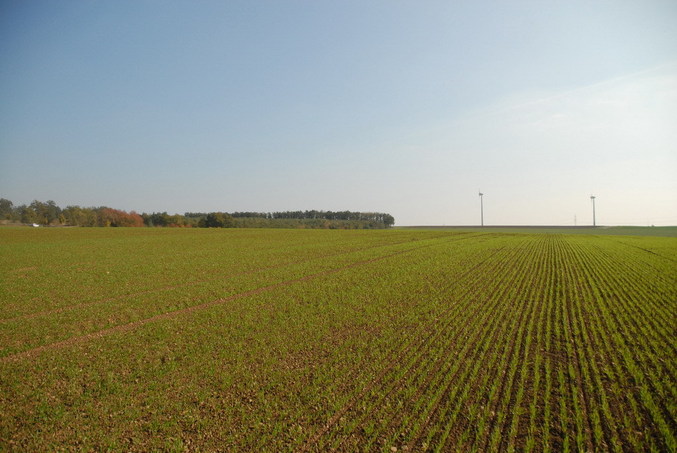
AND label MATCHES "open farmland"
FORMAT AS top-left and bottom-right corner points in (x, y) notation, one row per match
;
(1, 228), (675, 451)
